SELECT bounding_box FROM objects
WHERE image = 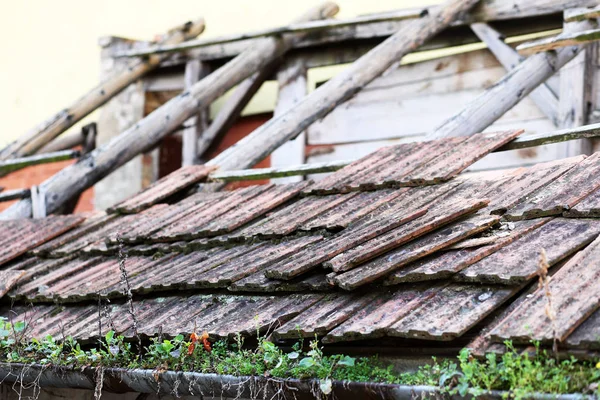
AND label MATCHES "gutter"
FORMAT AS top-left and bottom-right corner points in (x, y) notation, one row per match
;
(0, 363), (593, 400)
